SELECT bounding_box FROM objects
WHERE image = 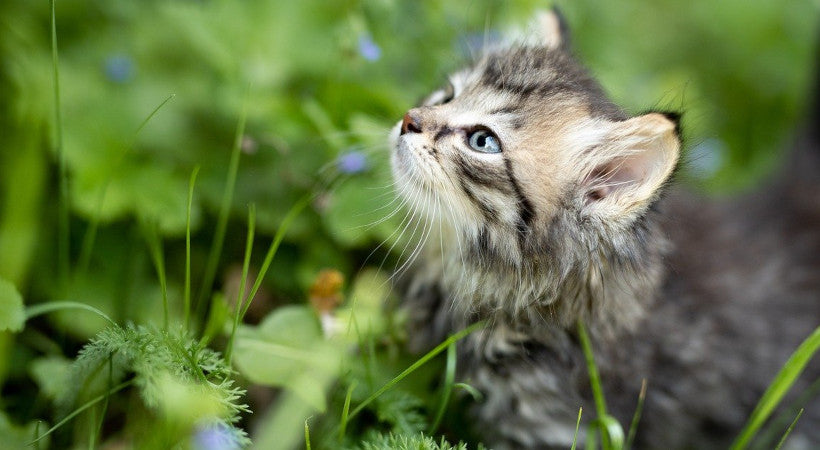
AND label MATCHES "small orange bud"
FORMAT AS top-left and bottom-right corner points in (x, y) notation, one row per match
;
(309, 269), (344, 314)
